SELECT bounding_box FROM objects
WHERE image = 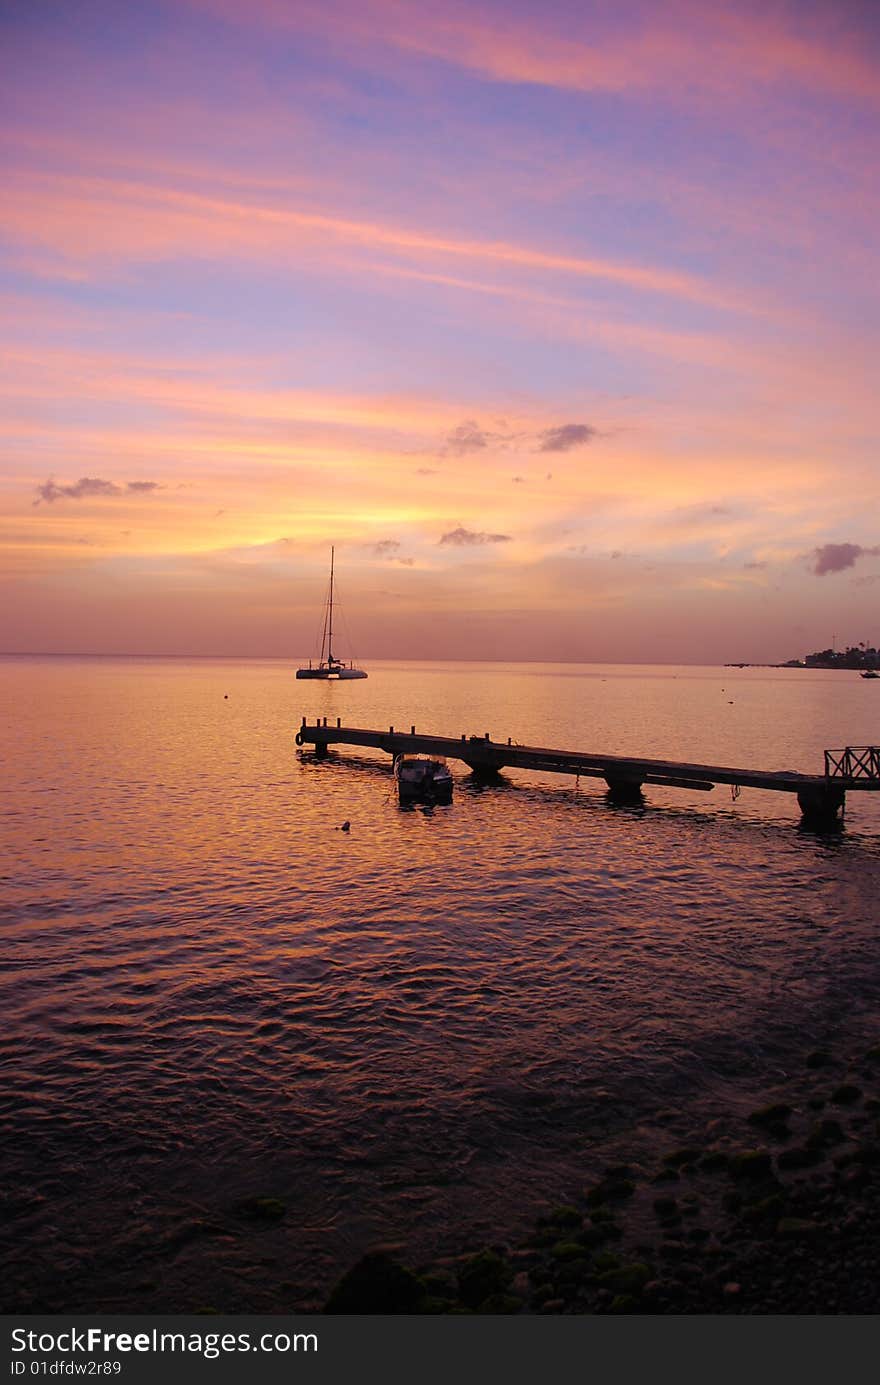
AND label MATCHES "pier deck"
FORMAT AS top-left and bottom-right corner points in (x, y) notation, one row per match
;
(296, 720), (880, 824)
